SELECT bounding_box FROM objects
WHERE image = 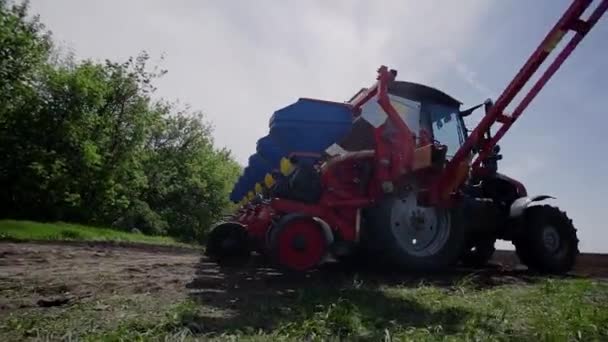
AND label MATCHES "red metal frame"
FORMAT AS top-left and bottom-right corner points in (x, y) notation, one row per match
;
(350, 66), (416, 186)
(430, 0), (607, 204)
(265, 66), (417, 243)
(232, 0), (606, 254)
